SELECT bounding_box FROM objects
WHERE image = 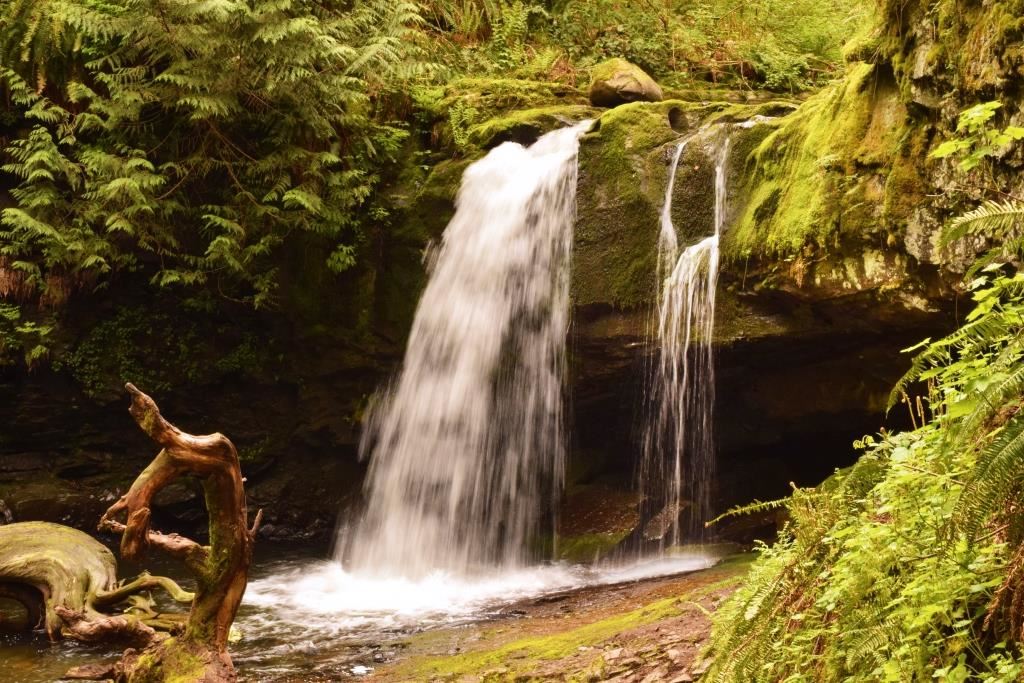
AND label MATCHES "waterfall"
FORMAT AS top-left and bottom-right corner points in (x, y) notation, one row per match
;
(638, 135), (730, 550)
(341, 122), (591, 578)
